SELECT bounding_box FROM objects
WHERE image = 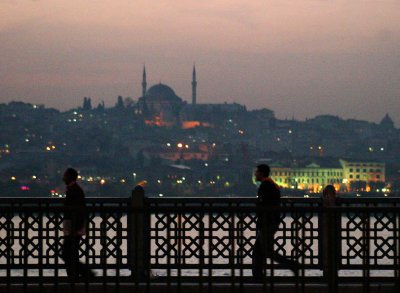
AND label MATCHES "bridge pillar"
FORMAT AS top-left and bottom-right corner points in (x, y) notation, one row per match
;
(129, 185), (150, 281)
